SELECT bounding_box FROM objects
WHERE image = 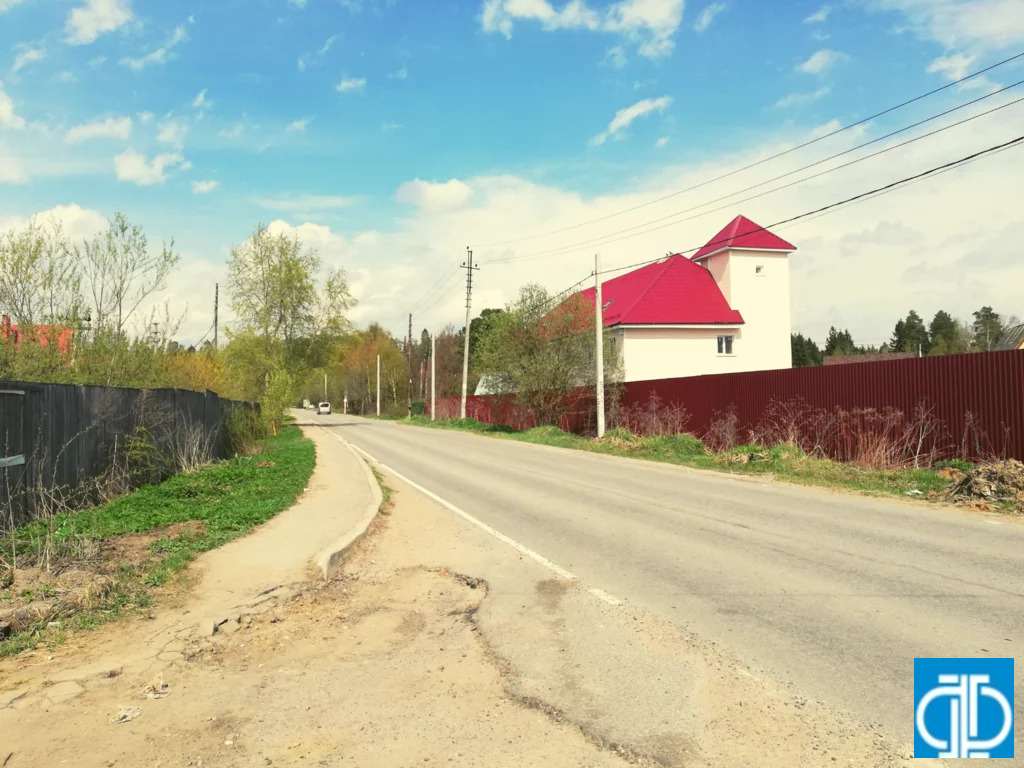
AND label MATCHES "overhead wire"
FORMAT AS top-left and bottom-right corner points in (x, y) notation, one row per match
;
(487, 87), (1024, 265)
(472, 51), (1024, 248)
(593, 134), (1024, 278)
